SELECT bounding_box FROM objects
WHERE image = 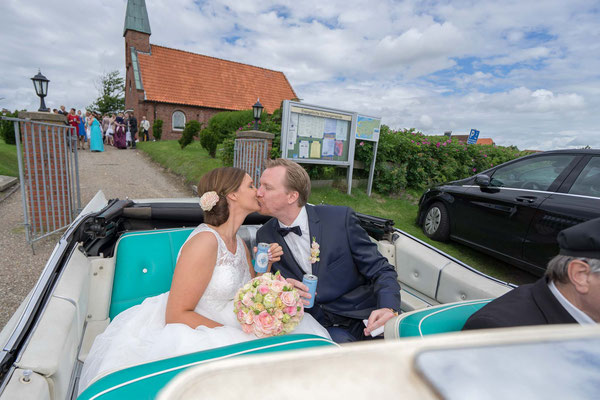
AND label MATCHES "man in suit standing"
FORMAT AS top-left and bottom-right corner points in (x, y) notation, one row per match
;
(127, 112), (138, 149)
(463, 217), (600, 330)
(256, 159), (401, 343)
